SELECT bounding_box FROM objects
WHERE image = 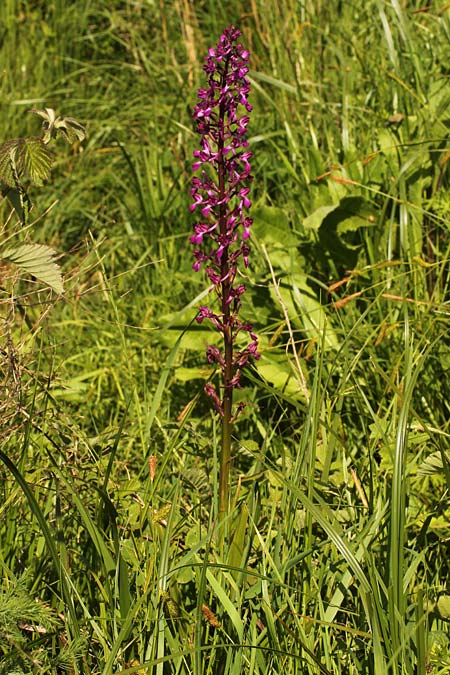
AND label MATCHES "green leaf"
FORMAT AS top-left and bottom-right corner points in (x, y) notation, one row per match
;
(303, 197), (375, 234)
(31, 107), (57, 143)
(303, 204), (338, 231)
(228, 505), (249, 579)
(1, 185), (31, 225)
(417, 451), (445, 476)
(256, 350), (307, 402)
(0, 145), (15, 187)
(0, 137), (52, 187)
(291, 278), (340, 349)
(1, 244), (64, 294)
(252, 205), (298, 246)
(377, 128), (398, 160)
(174, 365), (209, 382)
(270, 273), (339, 349)
(206, 569), (245, 641)
(436, 596), (450, 622)
(20, 137), (53, 185)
